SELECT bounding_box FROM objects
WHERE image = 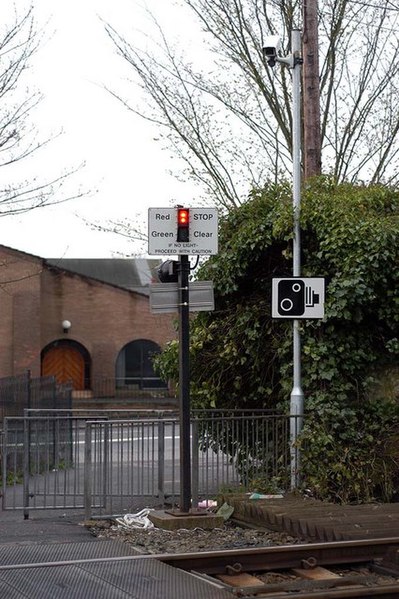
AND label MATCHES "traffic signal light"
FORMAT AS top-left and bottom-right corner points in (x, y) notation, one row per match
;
(157, 259), (178, 283)
(177, 208), (190, 242)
